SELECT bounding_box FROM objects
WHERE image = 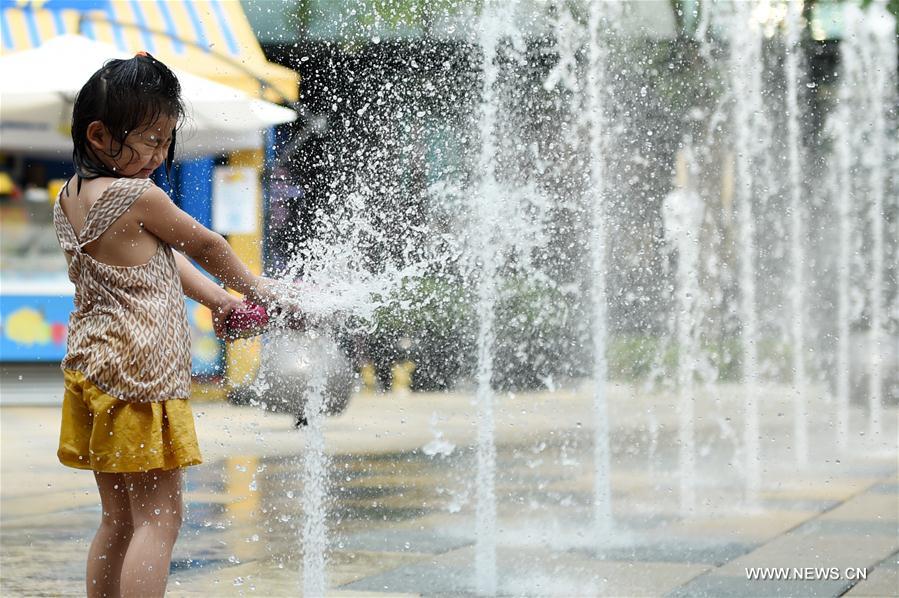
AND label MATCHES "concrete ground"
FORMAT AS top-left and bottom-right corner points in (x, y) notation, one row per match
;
(1, 376), (897, 597)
